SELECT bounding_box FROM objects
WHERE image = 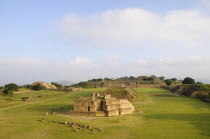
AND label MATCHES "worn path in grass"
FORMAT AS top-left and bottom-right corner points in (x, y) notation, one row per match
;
(0, 88), (209, 139)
